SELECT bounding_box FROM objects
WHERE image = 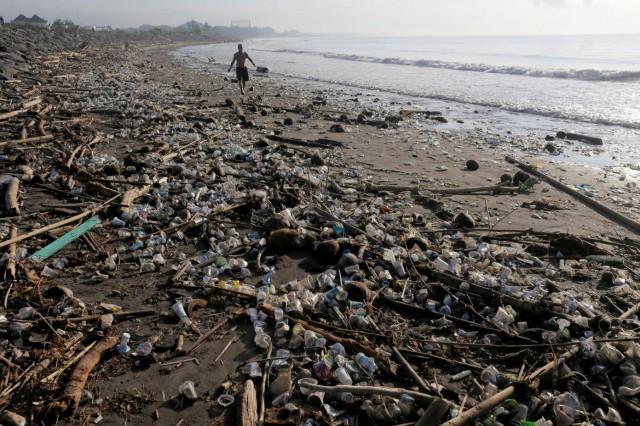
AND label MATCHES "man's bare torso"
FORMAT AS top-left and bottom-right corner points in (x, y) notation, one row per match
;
(234, 52), (249, 68)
